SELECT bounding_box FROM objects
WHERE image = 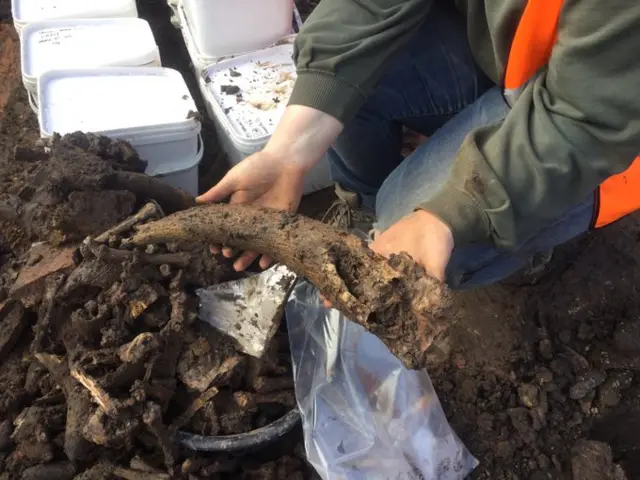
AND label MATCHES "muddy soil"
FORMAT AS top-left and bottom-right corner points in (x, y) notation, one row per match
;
(3, 140), (639, 480)
(423, 218), (640, 479)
